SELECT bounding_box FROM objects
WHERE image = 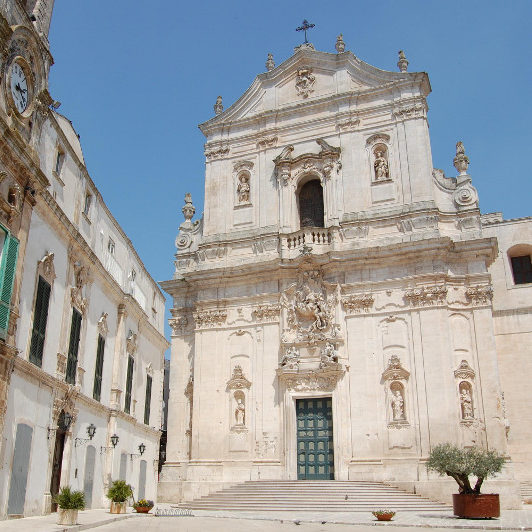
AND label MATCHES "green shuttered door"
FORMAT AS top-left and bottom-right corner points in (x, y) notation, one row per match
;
(297, 398), (334, 480)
